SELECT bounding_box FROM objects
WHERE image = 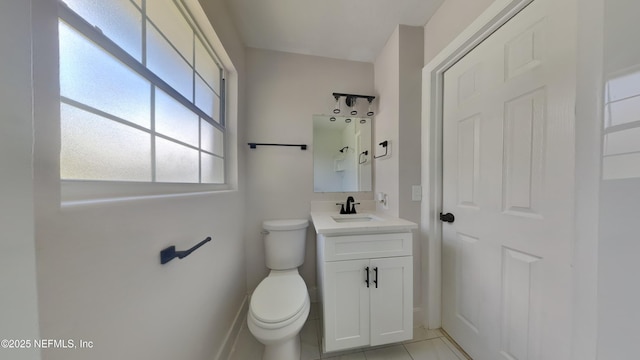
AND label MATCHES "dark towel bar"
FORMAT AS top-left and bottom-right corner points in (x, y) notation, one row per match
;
(373, 140), (389, 159)
(160, 237), (212, 265)
(248, 143), (307, 150)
